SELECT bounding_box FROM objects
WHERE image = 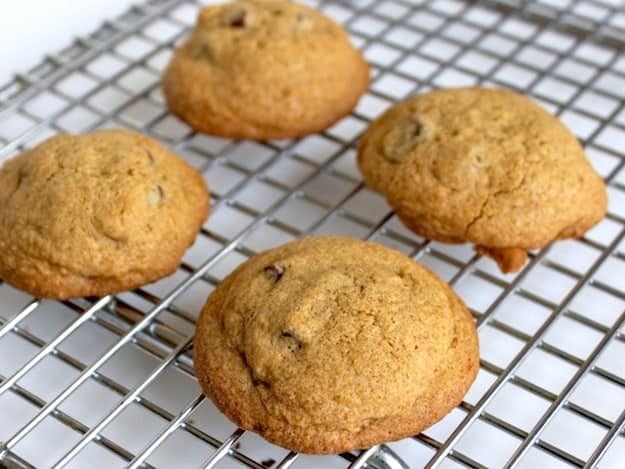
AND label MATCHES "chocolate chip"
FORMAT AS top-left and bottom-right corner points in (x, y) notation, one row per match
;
(226, 9), (247, 28)
(261, 459), (276, 468)
(263, 264), (284, 283)
(253, 422), (267, 432)
(280, 330), (302, 352)
(147, 185), (165, 206)
(382, 118), (425, 162)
